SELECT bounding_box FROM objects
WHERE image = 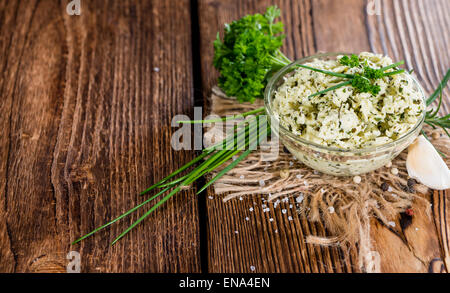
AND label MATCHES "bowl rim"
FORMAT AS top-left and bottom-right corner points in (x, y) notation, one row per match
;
(264, 52), (427, 154)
